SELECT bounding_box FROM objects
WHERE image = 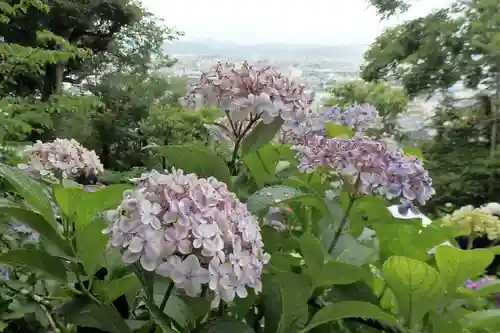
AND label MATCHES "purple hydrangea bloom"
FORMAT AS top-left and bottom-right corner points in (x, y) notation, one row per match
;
(182, 62), (313, 125)
(103, 168), (270, 306)
(318, 104), (381, 132)
(293, 134), (435, 205)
